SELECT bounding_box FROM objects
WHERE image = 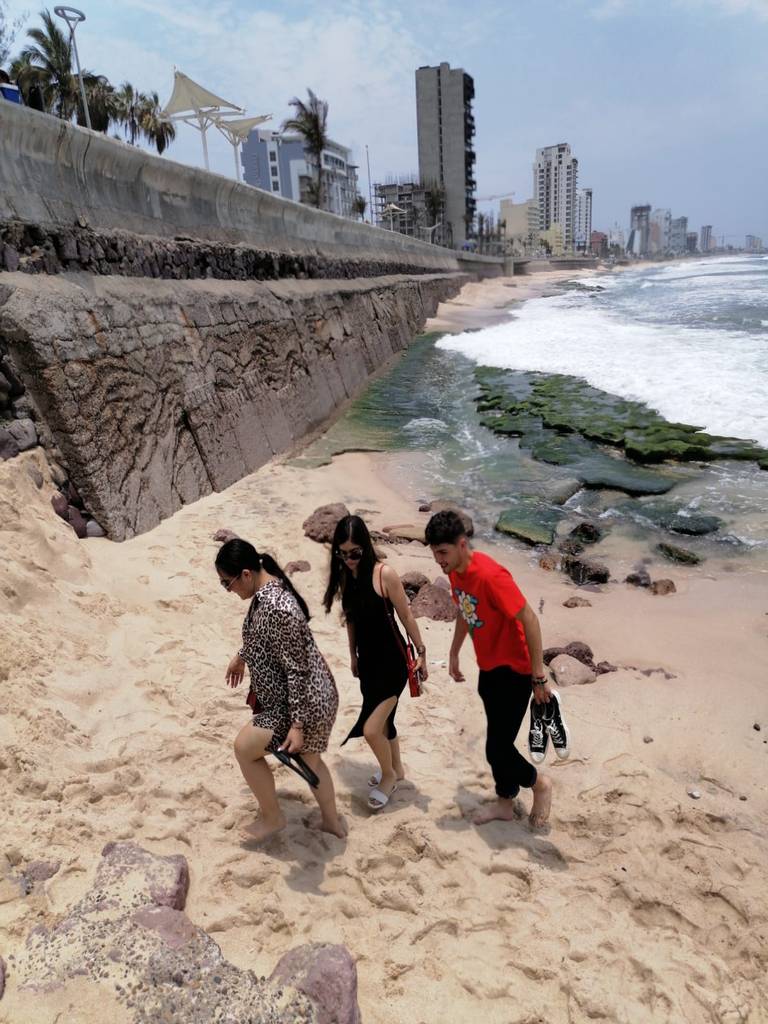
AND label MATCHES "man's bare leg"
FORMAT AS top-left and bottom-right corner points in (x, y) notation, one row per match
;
(473, 773), (552, 828)
(529, 773), (553, 829)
